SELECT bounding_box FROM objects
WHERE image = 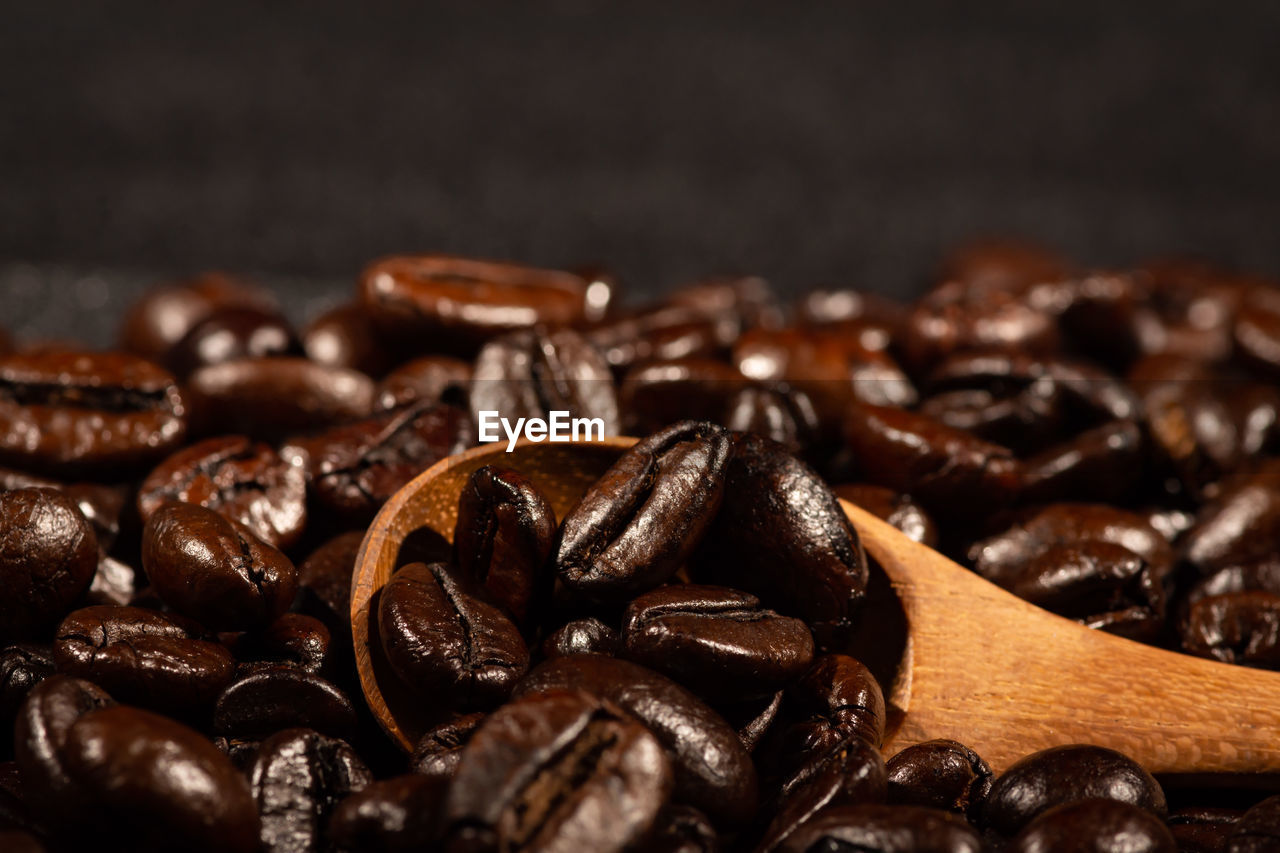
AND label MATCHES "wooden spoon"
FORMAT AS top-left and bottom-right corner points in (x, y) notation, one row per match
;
(352, 436), (1280, 775)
